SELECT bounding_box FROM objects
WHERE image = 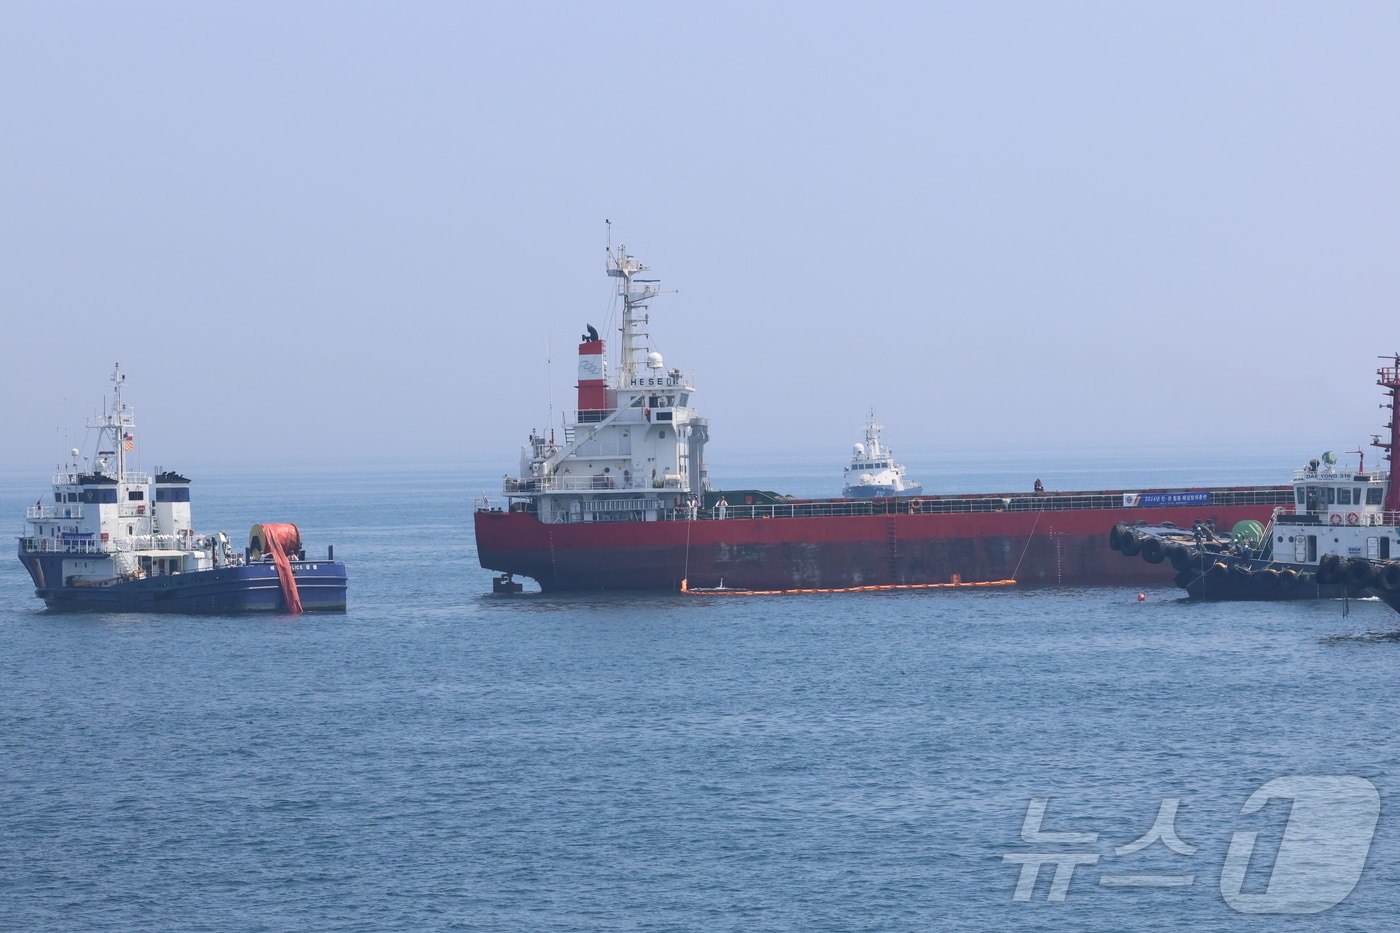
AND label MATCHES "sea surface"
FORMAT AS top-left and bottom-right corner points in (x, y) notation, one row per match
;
(3, 459), (1399, 932)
